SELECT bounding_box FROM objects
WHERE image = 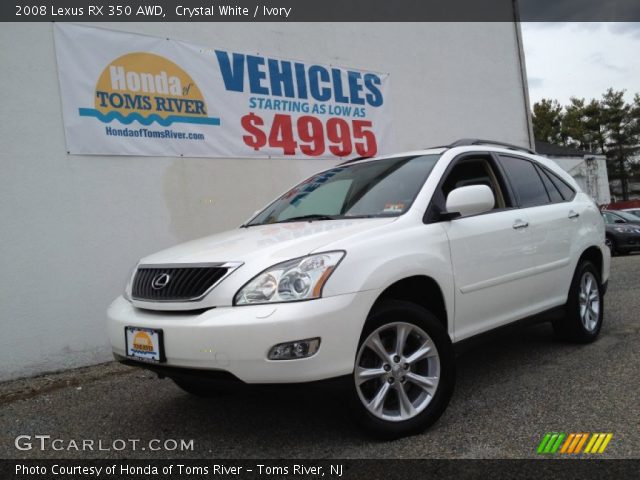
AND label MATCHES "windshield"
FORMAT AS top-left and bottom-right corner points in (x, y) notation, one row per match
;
(247, 154), (441, 226)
